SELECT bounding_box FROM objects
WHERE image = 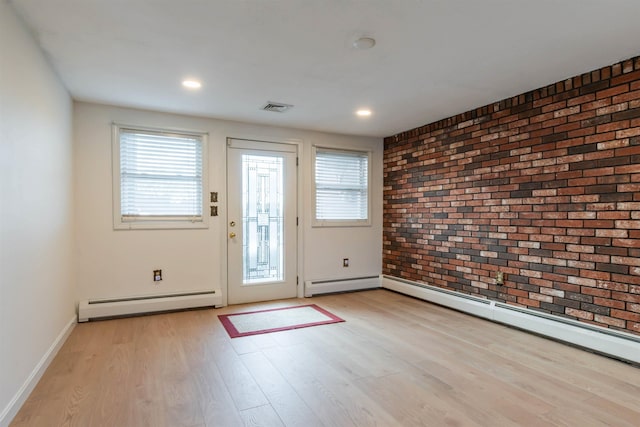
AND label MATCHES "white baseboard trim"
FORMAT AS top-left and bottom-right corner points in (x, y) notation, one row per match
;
(382, 275), (640, 364)
(0, 316), (76, 427)
(305, 275), (381, 297)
